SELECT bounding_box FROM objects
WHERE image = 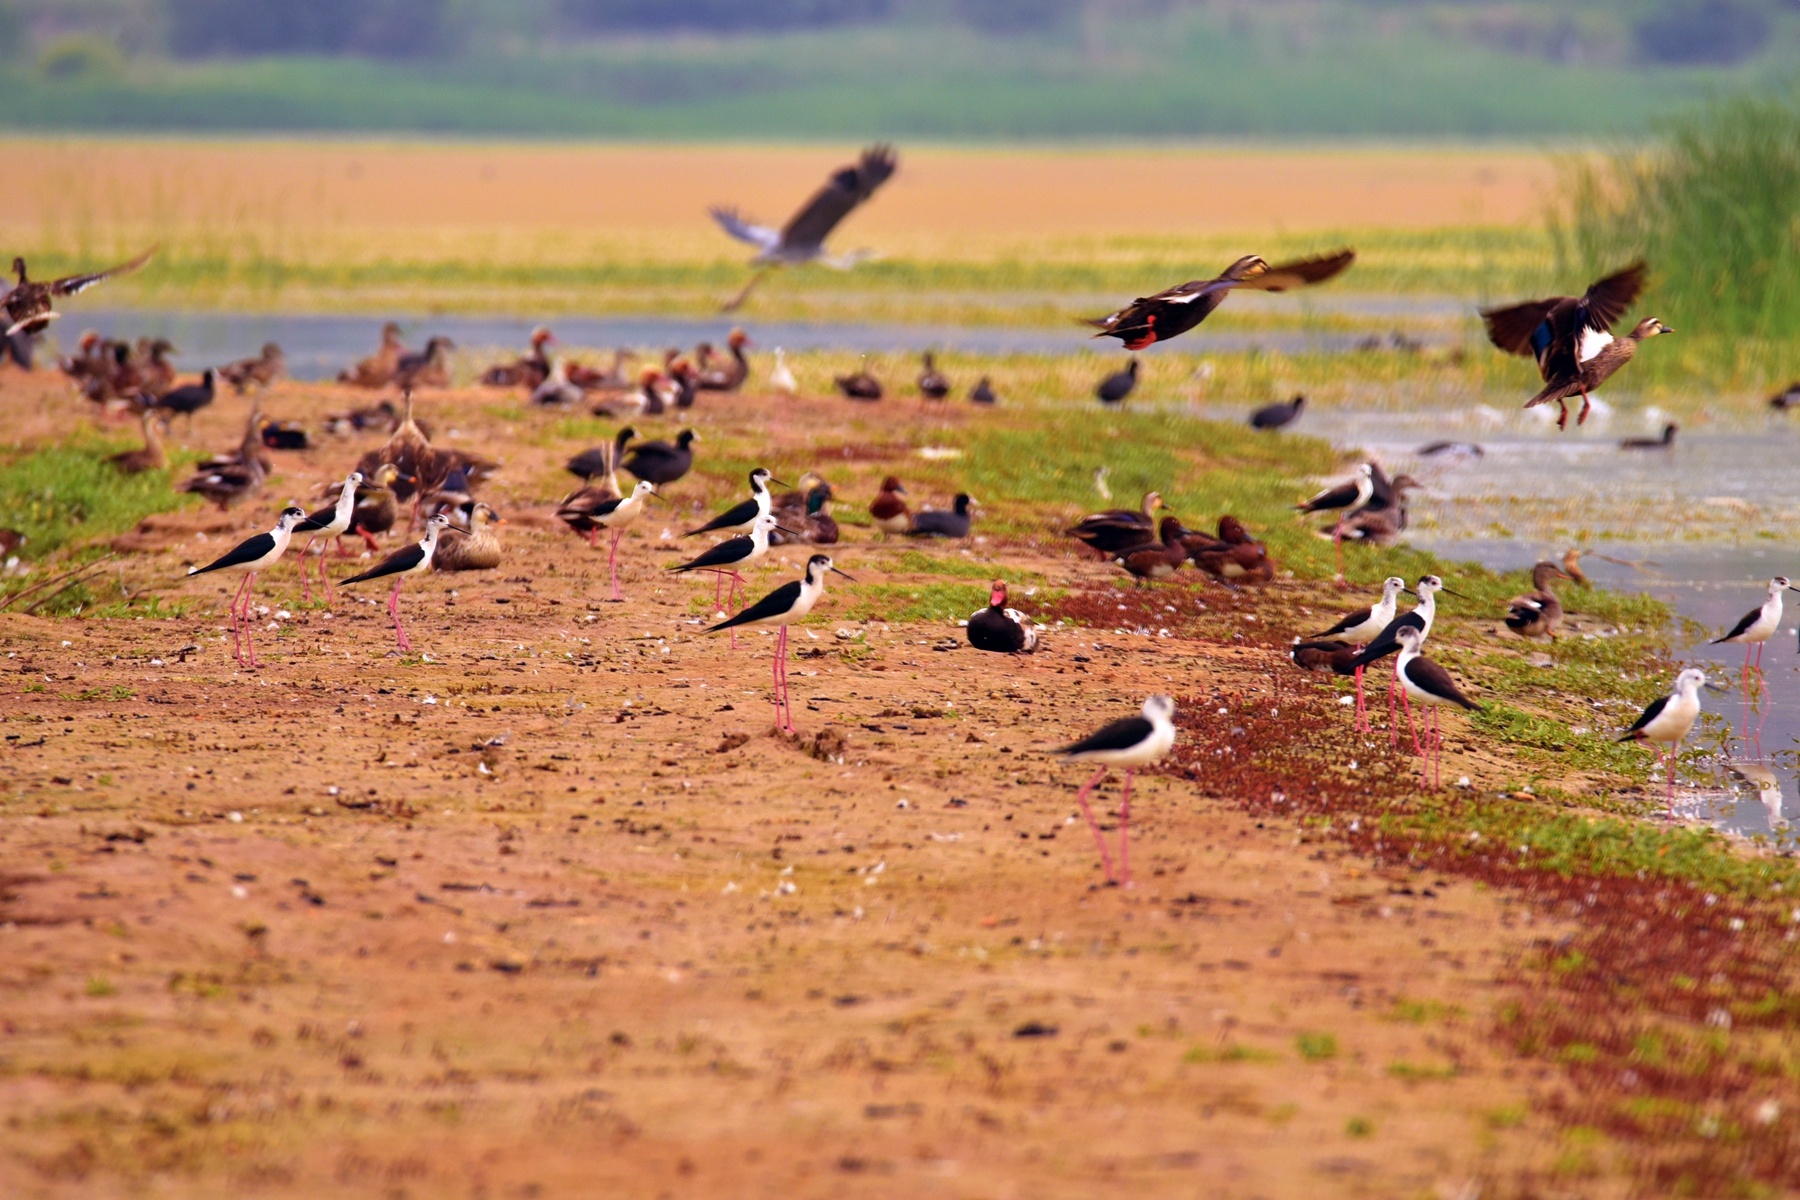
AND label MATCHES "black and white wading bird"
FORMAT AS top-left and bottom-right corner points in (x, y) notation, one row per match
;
(339, 514), (450, 655)
(1393, 626), (1480, 789)
(1308, 575), (1406, 731)
(671, 510), (791, 632)
(710, 144), (899, 311)
(707, 554), (854, 734)
(186, 505), (308, 669)
(1088, 250), (1355, 350)
(1056, 695), (1177, 888)
(558, 479), (658, 602)
(684, 468), (787, 610)
(967, 580), (1038, 654)
(1297, 462), (1375, 582)
(5, 249), (155, 338)
(1346, 575), (1454, 745)
(1711, 576), (1796, 680)
(1617, 667), (1707, 811)
(293, 470), (363, 606)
